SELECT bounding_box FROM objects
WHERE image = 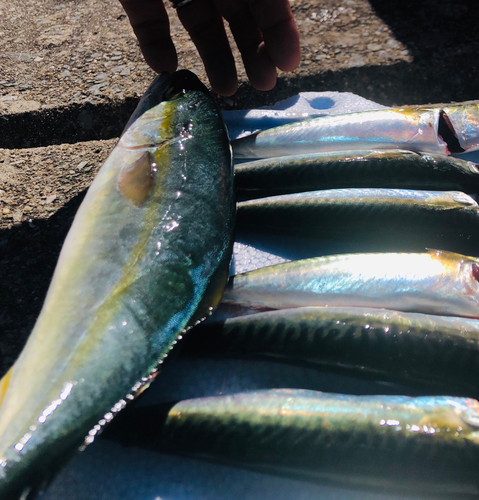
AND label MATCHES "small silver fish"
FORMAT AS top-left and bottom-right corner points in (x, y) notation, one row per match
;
(236, 188), (479, 257)
(222, 250), (479, 318)
(234, 149), (479, 199)
(105, 389), (479, 495)
(232, 104), (479, 160)
(186, 306), (479, 396)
